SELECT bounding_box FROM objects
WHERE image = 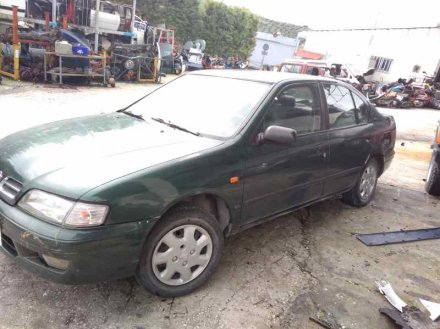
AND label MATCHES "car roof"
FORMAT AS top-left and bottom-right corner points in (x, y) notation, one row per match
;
(189, 69), (336, 84)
